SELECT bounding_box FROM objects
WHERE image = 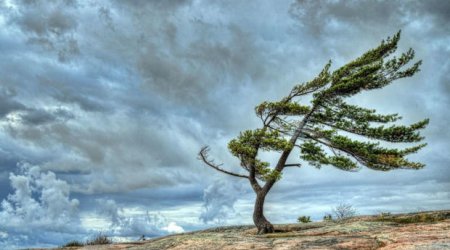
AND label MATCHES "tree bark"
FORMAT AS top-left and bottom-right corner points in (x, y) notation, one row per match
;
(253, 191), (274, 234)
(252, 105), (319, 234)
